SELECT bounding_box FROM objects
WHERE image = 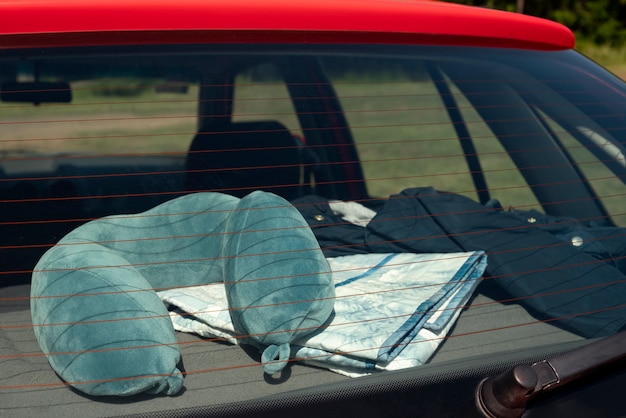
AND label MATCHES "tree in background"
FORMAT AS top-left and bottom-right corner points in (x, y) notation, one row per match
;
(449, 0), (626, 46)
